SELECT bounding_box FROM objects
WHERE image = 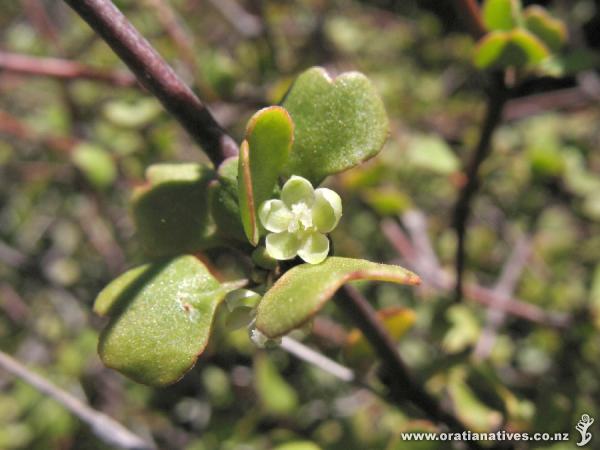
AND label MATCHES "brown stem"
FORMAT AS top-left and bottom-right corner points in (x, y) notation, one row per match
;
(335, 286), (490, 450)
(62, 0), (238, 166)
(452, 0), (487, 39)
(0, 51), (137, 87)
(453, 77), (508, 302)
